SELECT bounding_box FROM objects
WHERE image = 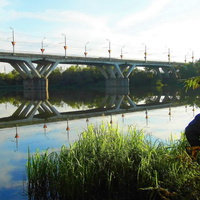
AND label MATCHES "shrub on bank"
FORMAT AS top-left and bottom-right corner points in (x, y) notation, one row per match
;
(26, 123), (200, 200)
